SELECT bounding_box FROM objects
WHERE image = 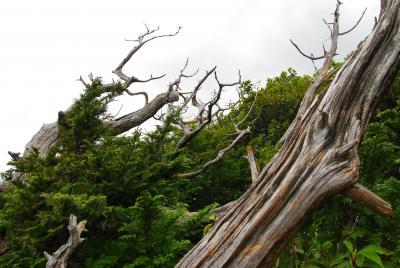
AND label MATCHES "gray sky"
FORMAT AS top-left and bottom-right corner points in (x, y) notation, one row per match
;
(0, 0), (379, 171)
